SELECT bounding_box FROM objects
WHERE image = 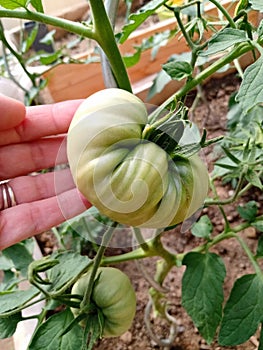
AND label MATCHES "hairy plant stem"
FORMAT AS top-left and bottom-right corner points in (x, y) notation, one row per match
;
(173, 10), (197, 51)
(89, 0), (132, 92)
(208, 0), (236, 28)
(133, 227), (151, 252)
(235, 235), (262, 276)
(0, 20), (35, 88)
(99, 0), (120, 88)
(80, 222), (117, 313)
(102, 246), (154, 265)
(0, 296), (46, 318)
(206, 172), (246, 206)
(176, 231), (236, 263)
(0, 9), (95, 37)
(208, 178), (230, 230)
